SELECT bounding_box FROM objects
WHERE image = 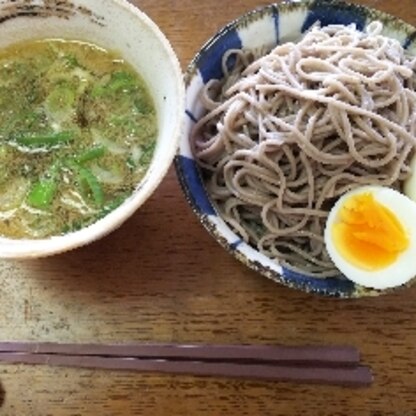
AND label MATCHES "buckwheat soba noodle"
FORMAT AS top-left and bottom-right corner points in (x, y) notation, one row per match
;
(191, 22), (416, 278)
